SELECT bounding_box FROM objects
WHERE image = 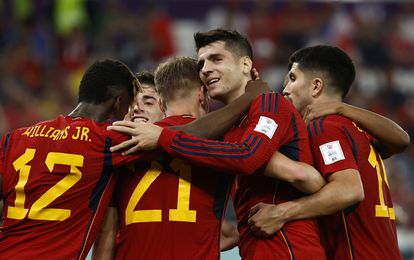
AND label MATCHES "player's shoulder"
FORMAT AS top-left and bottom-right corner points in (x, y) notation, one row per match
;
(251, 92), (296, 113)
(156, 115), (194, 128)
(308, 115), (353, 138)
